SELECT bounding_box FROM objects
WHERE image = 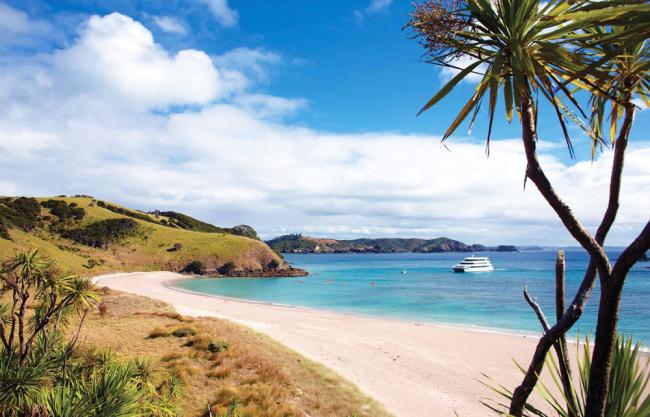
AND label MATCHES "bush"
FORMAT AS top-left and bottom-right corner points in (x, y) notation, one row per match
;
(63, 218), (138, 249)
(85, 258), (101, 269)
(182, 260), (204, 275)
(171, 327), (196, 338)
(207, 341), (229, 353)
(230, 224), (259, 239)
(218, 261), (237, 275)
(41, 199), (85, 221)
(267, 259), (280, 270)
(0, 197), (41, 239)
(147, 327), (171, 339)
(167, 243), (183, 252)
(96, 201), (158, 224)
